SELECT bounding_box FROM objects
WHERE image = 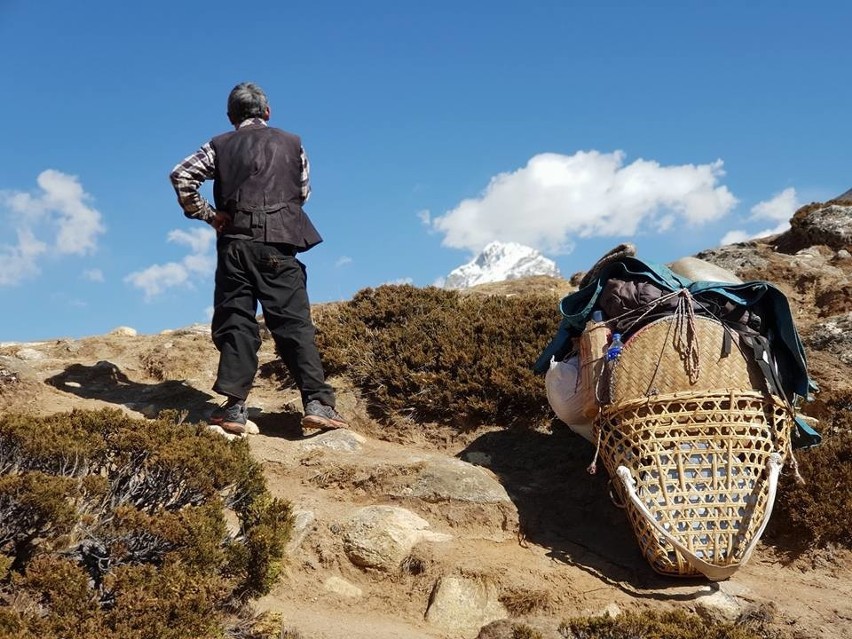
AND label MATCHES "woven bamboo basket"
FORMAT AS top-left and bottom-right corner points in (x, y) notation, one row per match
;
(595, 315), (793, 580)
(578, 320), (611, 419)
(607, 315), (767, 405)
